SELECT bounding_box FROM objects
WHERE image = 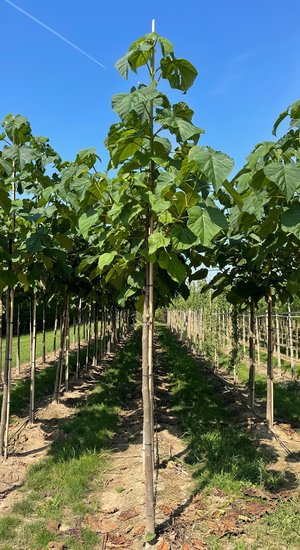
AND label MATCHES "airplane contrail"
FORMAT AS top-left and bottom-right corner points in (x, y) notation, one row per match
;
(4, 0), (106, 69)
